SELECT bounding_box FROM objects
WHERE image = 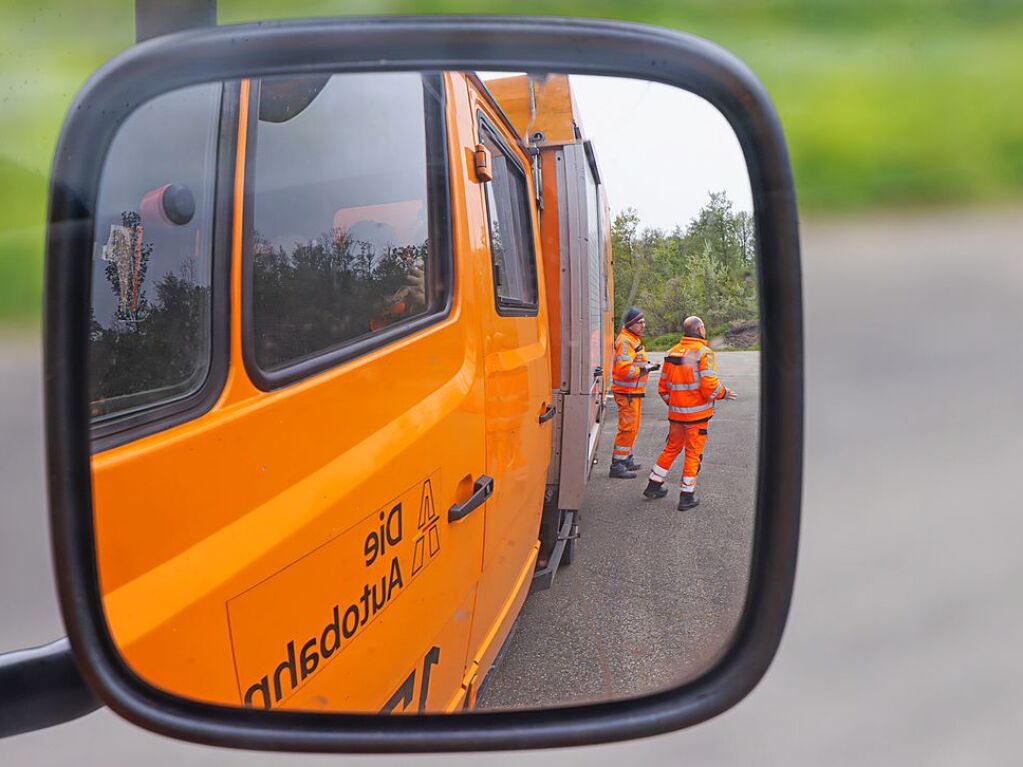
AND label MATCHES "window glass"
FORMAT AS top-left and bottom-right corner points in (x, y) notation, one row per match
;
(89, 83), (222, 422)
(250, 73), (441, 372)
(481, 127), (538, 310)
(584, 160), (603, 375)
